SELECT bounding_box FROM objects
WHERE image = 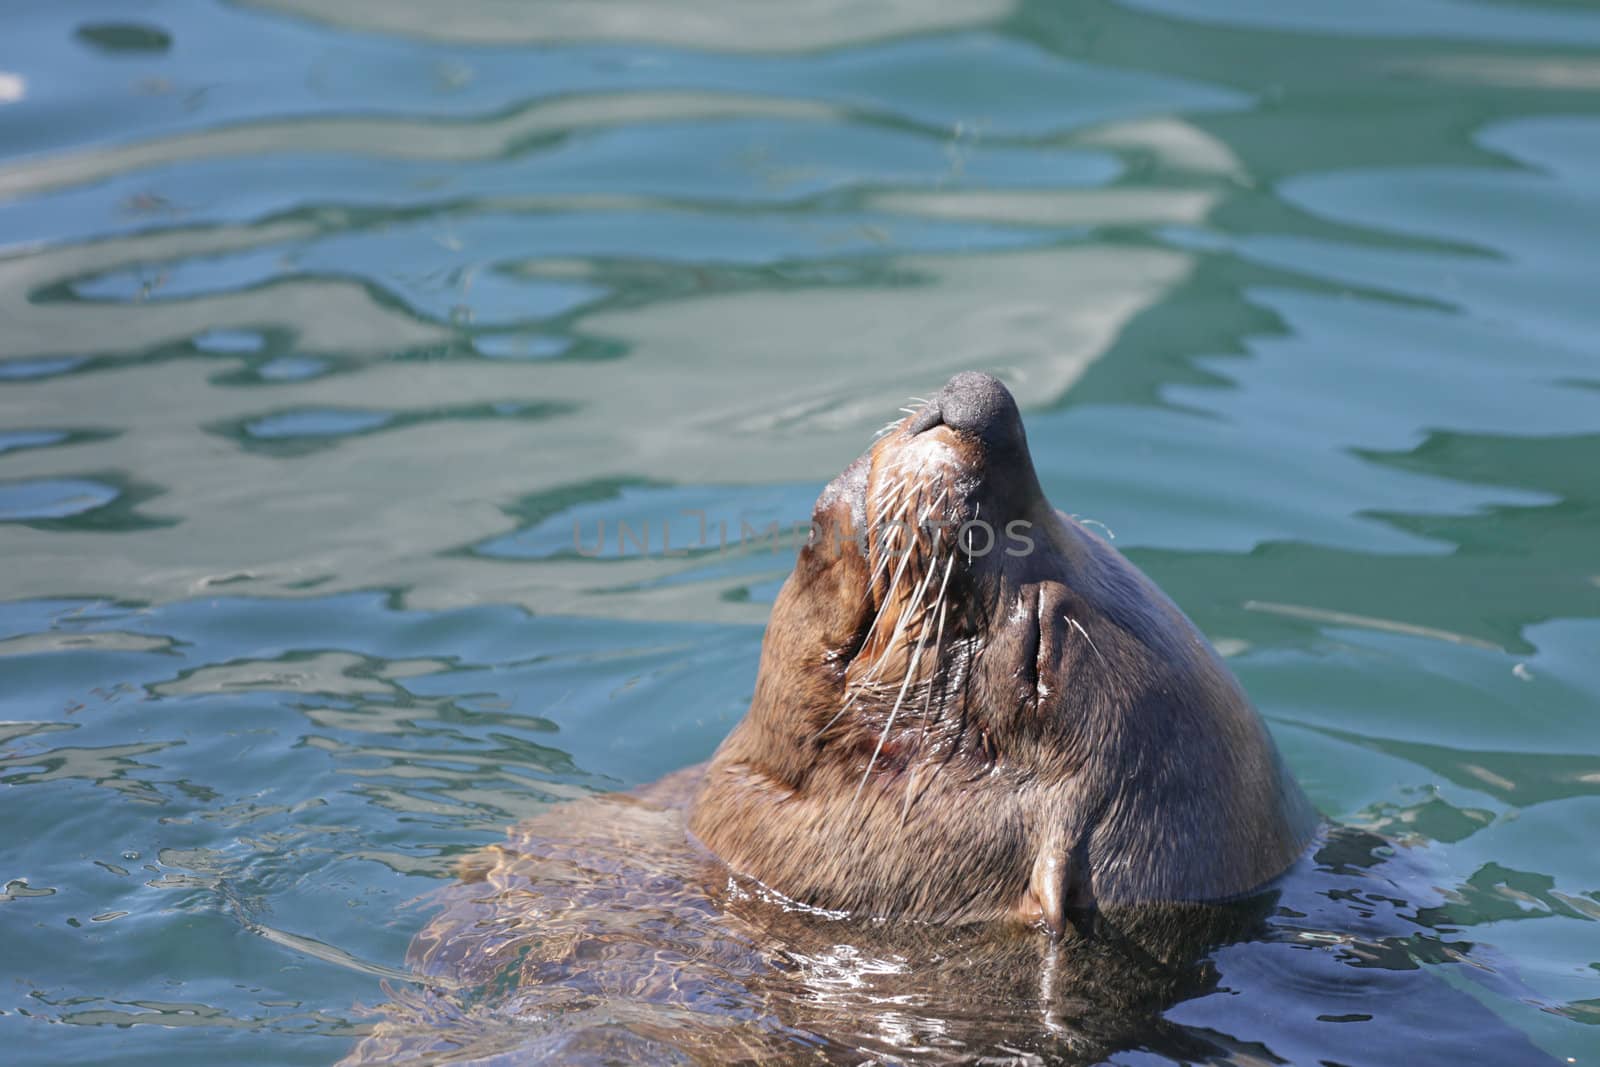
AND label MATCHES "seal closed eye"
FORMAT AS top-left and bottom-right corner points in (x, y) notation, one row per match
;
(689, 371), (1318, 934)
